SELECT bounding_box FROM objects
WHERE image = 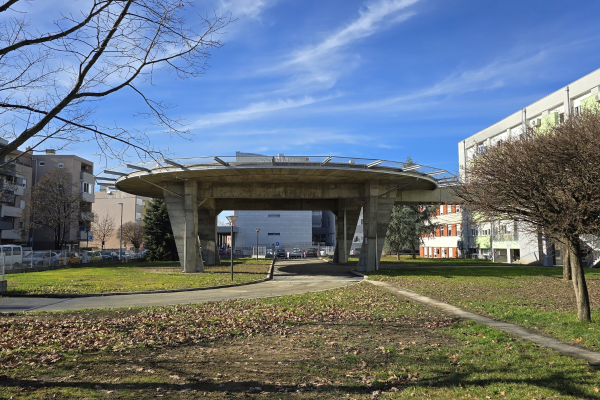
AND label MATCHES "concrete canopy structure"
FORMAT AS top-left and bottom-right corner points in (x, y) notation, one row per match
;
(102, 156), (455, 272)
